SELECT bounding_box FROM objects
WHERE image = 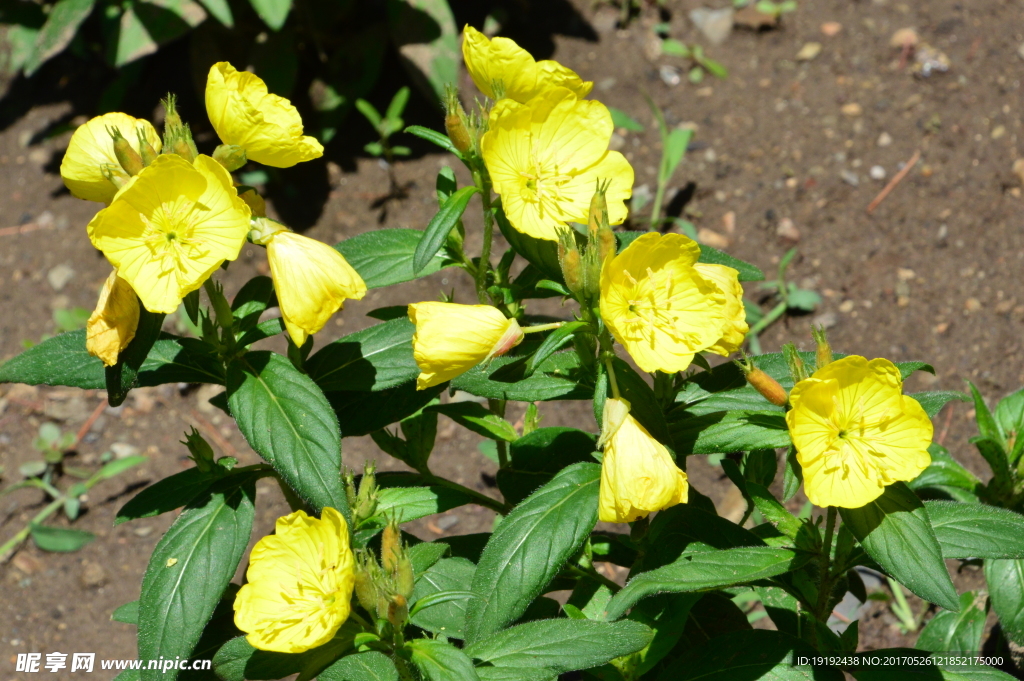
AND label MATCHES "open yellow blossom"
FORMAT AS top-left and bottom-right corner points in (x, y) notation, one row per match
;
(482, 88), (633, 241)
(60, 112), (161, 204)
(86, 271), (140, 367)
(462, 25), (592, 103)
(234, 508), (355, 653)
(599, 398), (688, 523)
(786, 355), (933, 508)
(87, 154), (251, 314)
(409, 302), (523, 389)
(600, 233), (727, 373)
(694, 263), (747, 356)
(264, 229), (367, 347)
(206, 62), (323, 168)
